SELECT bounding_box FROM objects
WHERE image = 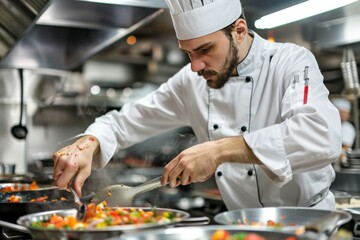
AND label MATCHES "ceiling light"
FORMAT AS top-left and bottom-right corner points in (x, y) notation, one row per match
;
(76, 0), (167, 8)
(254, 0), (359, 29)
